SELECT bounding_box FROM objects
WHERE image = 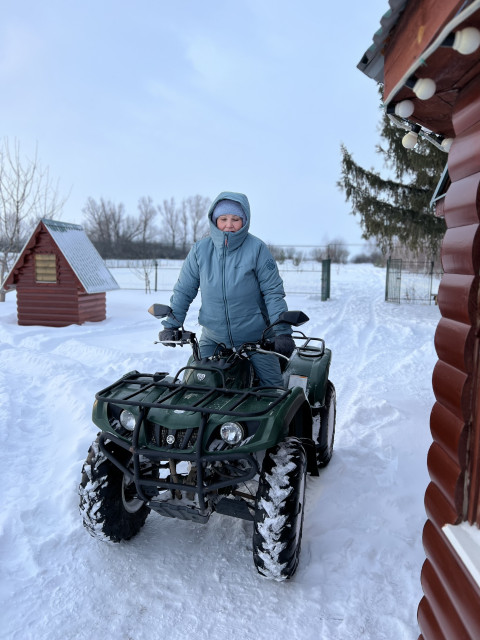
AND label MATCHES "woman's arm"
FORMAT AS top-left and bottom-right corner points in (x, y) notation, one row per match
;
(255, 243), (291, 335)
(162, 246), (200, 328)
